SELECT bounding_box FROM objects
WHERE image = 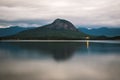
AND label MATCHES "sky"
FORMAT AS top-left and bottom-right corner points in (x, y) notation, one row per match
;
(0, 0), (120, 28)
